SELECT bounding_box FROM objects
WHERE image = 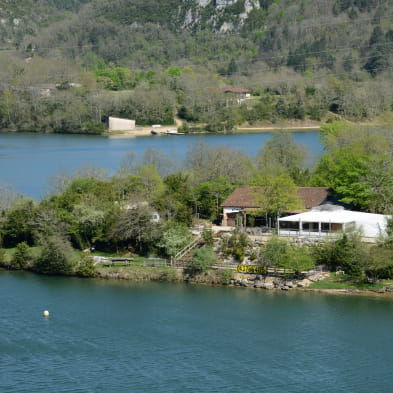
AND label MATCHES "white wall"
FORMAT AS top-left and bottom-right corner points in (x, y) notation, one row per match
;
(108, 117), (136, 131)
